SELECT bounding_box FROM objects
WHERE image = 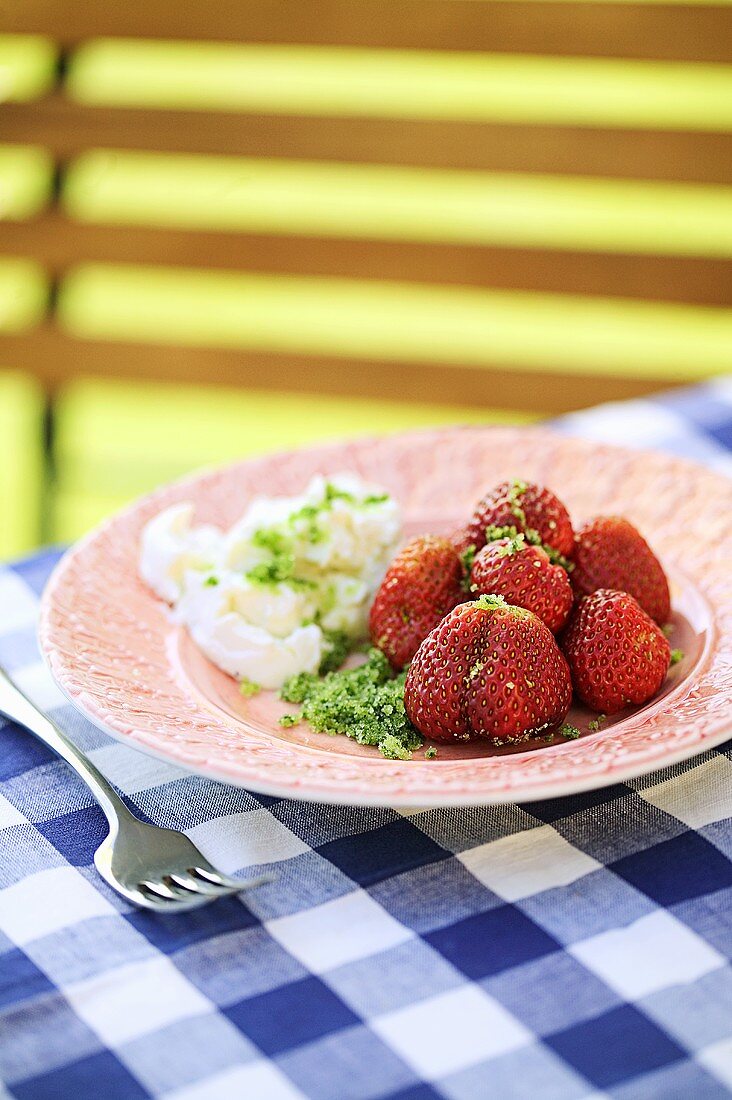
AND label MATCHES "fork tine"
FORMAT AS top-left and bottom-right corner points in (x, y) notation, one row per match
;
(138, 882), (212, 911)
(139, 879), (183, 901)
(168, 872), (236, 897)
(189, 866), (238, 888)
(120, 884), (172, 911)
(190, 865), (272, 891)
(137, 883), (180, 905)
